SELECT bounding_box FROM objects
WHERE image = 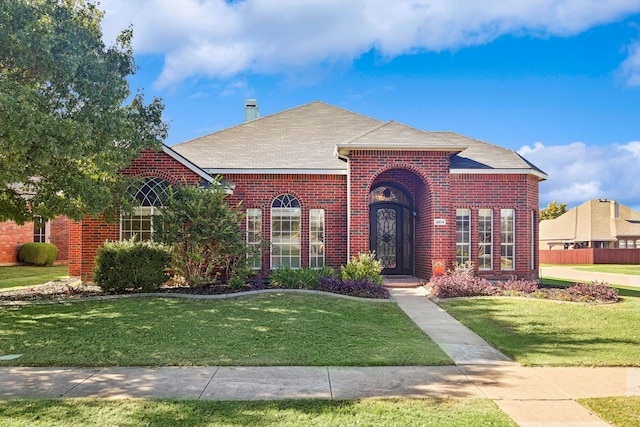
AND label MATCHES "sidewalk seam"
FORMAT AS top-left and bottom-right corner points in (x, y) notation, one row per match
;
(60, 368), (102, 398)
(198, 367), (220, 400)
